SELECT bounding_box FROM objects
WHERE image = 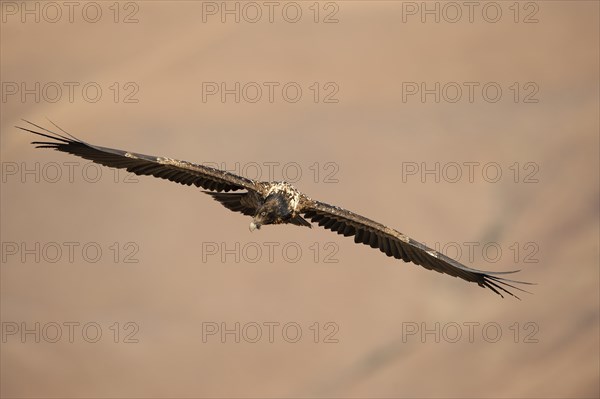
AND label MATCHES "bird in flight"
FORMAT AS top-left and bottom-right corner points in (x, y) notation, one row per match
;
(18, 120), (532, 298)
